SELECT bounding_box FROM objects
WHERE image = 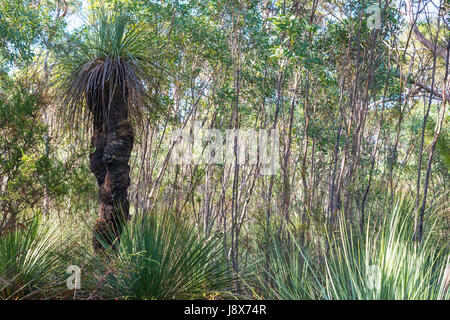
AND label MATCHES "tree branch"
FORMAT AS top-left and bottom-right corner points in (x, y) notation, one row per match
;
(404, 0), (448, 61)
